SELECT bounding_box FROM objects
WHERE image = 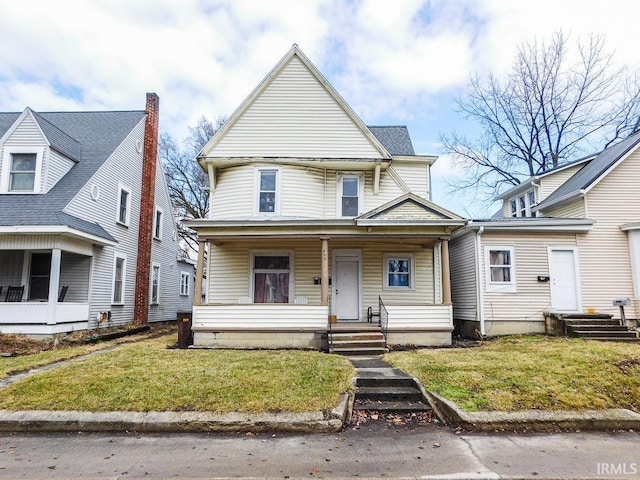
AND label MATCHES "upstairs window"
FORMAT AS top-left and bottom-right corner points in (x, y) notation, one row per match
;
(153, 206), (163, 240)
(338, 174), (363, 217)
(255, 168), (279, 214)
(509, 189), (536, 218)
(9, 153), (37, 192)
(116, 183), (132, 226)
